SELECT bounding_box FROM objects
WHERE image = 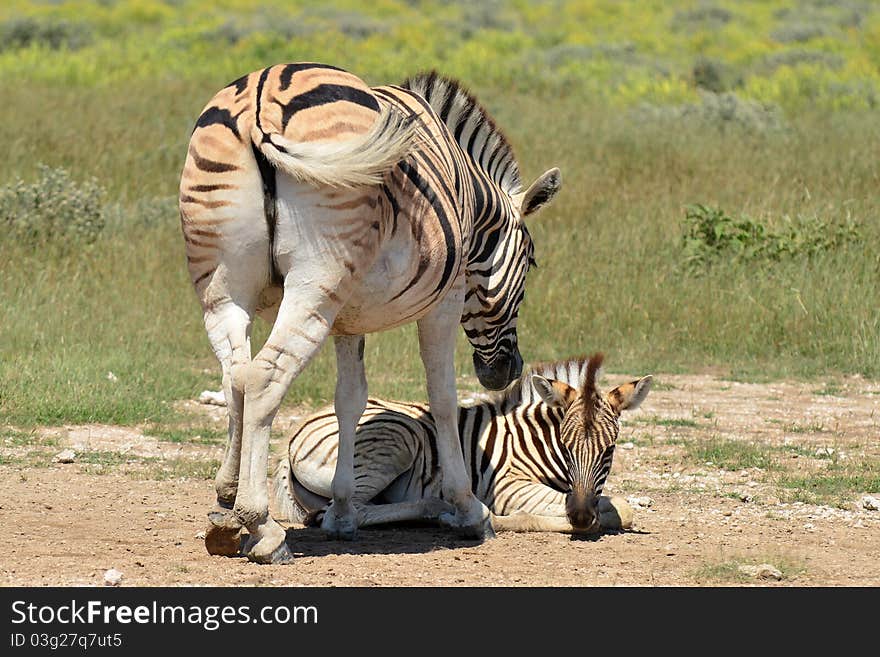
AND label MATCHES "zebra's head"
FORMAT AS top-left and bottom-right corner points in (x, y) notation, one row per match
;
(463, 168), (562, 390)
(532, 353), (652, 533)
